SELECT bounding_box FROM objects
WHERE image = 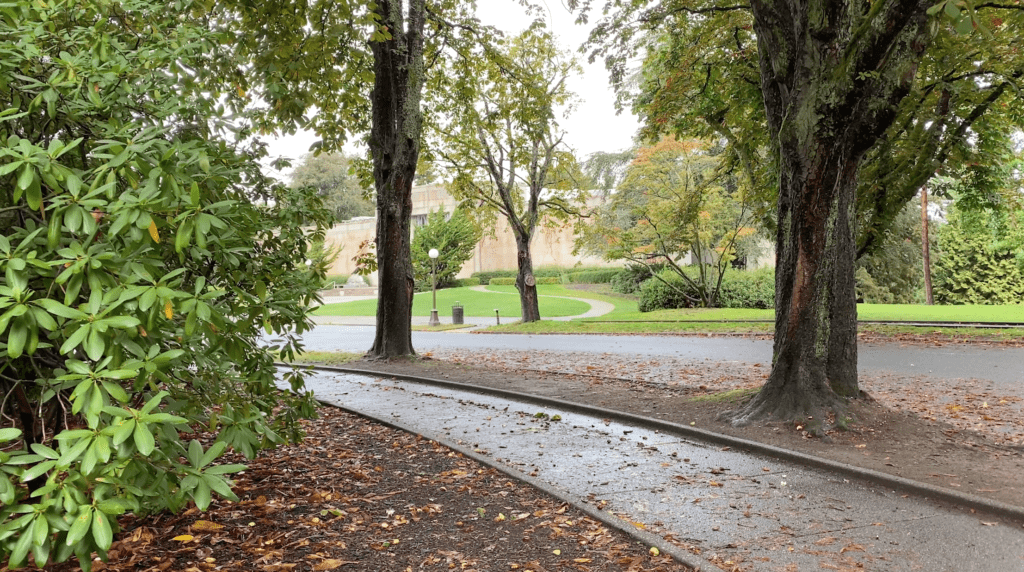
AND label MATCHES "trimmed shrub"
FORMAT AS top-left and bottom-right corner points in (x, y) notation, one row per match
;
(452, 277), (482, 287)
(532, 267), (566, 278)
(638, 271), (696, 312)
(322, 274), (350, 289)
(638, 268), (776, 311)
(473, 266), (613, 285)
(718, 267), (775, 309)
(610, 263), (665, 294)
(472, 270), (517, 284)
(566, 269), (620, 284)
(488, 276), (560, 286)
